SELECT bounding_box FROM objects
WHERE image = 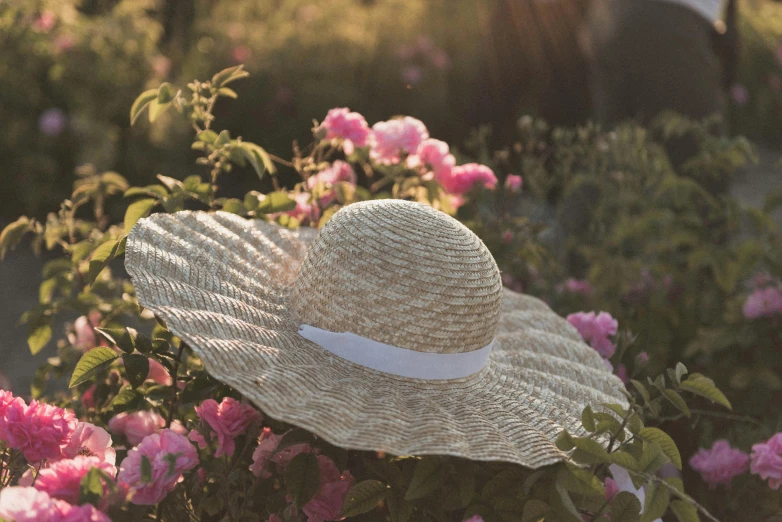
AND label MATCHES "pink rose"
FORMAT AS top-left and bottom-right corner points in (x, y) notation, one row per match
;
(54, 500), (111, 522)
(4, 399), (76, 463)
(108, 410), (166, 446)
(118, 429), (198, 505)
(146, 358), (172, 386)
(751, 433), (782, 490)
(407, 139), (455, 177)
(194, 397), (262, 458)
(369, 117), (429, 165)
(0, 390), (18, 439)
(689, 440), (748, 487)
(250, 427), (282, 478)
(302, 456), (355, 522)
(32, 11), (56, 32)
(743, 287), (782, 319)
(436, 163), (498, 195)
(271, 443), (315, 469)
(307, 161), (357, 207)
(0, 487), (57, 522)
(319, 108), (371, 152)
(504, 174), (523, 192)
(614, 364), (629, 384)
(604, 477), (619, 501)
(61, 422), (115, 465)
(566, 311), (618, 359)
(280, 192), (320, 226)
(34, 455), (116, 504)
